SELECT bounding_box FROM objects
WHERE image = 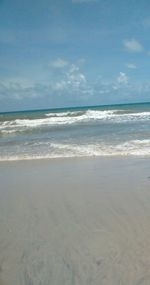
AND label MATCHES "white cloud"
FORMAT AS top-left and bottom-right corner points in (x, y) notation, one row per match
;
(113, 72), (128, 90)
(50, 63), (87, 95)
(126, 63), (137, 69)
(52, 81), (67, 91)
(117, 72), (128, 84)
(67, 64), (86, 88)
(50, 58), (68, 68)
(0, 79), (48, 100)
(1, 71), (150, 109)
(123, 39), (143, 53)
(0, 62), (88, 102)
